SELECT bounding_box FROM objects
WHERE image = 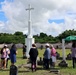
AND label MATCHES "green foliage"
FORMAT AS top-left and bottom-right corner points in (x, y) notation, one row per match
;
(56, 29), (76, 42)
(14, 31), (23, 36)
(0, 32), (25, 44)
(0, 29), (76, 43)
(40, 32), (47, 37)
